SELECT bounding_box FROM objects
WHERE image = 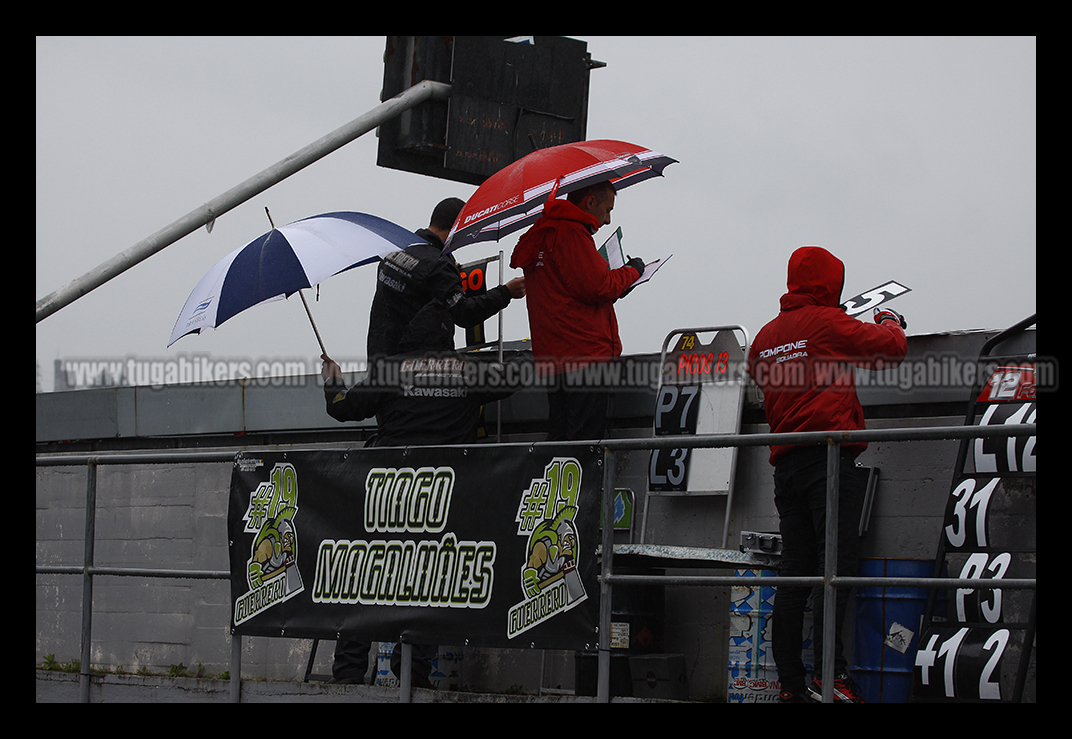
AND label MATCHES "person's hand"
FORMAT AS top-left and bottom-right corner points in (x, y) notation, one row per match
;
(506, 276), (526, 298)
(321, 353), (342, 382)
(626, 256), (646, 275)
(873, 308), (907, 329)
